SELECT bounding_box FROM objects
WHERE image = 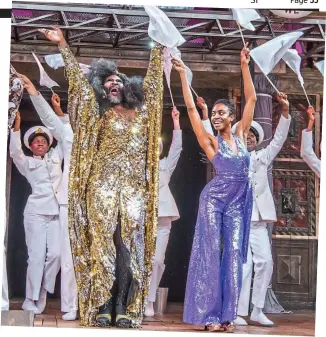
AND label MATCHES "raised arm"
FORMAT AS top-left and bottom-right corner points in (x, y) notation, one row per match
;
(165, 107), (183, 174)
(300, 106), (321, 178)
(197, 96), (214, 136)
(172, 57), (217, 161)
(263, 92), (291, 165)
(10, 112), (28, 177)
(39, 27), (97, 131)
(235, 44), (257, 143)
(17, 73), (66, 143)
